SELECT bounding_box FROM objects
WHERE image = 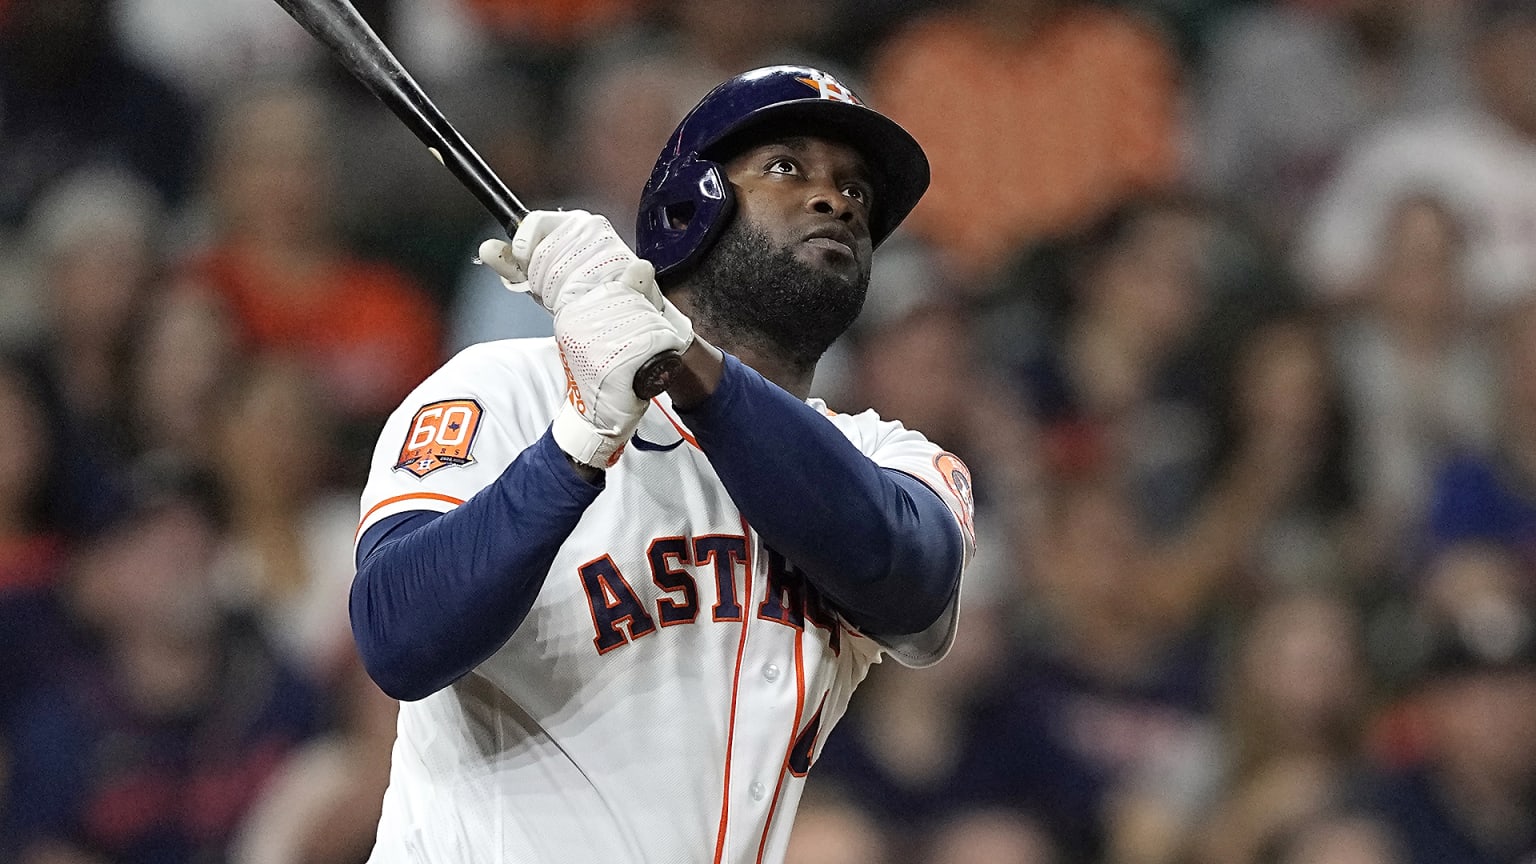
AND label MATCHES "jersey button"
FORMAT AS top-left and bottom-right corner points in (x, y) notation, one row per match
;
(750, 781), (767, 802)
(763, 664), (780, 682)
